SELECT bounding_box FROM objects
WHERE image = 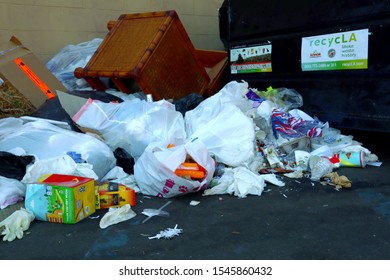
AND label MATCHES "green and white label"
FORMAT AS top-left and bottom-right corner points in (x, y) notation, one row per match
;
(230, 44), (272, 73)
(301, 29), (369, 71)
